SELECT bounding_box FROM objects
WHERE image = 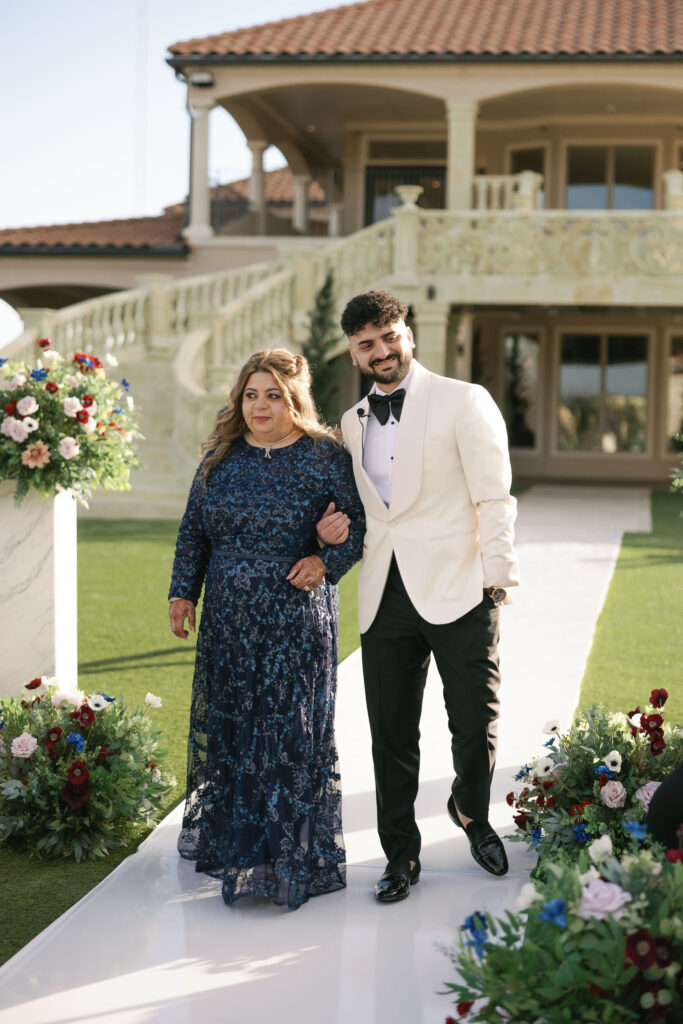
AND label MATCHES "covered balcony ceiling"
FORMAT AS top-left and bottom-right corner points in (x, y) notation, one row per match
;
(480, 83), (683, 121)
